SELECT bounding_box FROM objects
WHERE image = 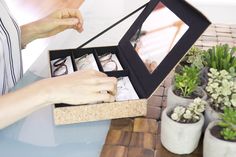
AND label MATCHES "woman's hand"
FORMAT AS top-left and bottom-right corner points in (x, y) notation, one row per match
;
(21, 9), (83, 48)
(44, 70), (117, 105)
(0, 70), (116, 129)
